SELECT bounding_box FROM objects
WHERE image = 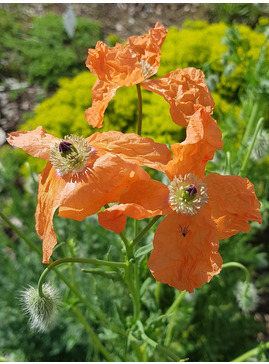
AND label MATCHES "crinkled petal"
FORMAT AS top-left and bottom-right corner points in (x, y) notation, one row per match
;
(86, 23), (167, 87)
(86, 41), (144, 86)
(85, 79), (119, 129)
(58, 153), (151, 221)
(148, 210), (222, 293)
(126, 22), (167, 78)
(165, 107), (223, 180)
(7, 126), (60, 160)
(98, 179), (171, 233)
(35, 162), (67, 263)
(205, 173), (263, 239)
(141, 68), (215, 126)
(87, 130), (172, 172)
